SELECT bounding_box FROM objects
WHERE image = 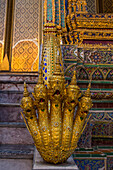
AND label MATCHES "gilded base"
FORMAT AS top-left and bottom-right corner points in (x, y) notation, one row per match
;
(38, 146), (75, 164)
